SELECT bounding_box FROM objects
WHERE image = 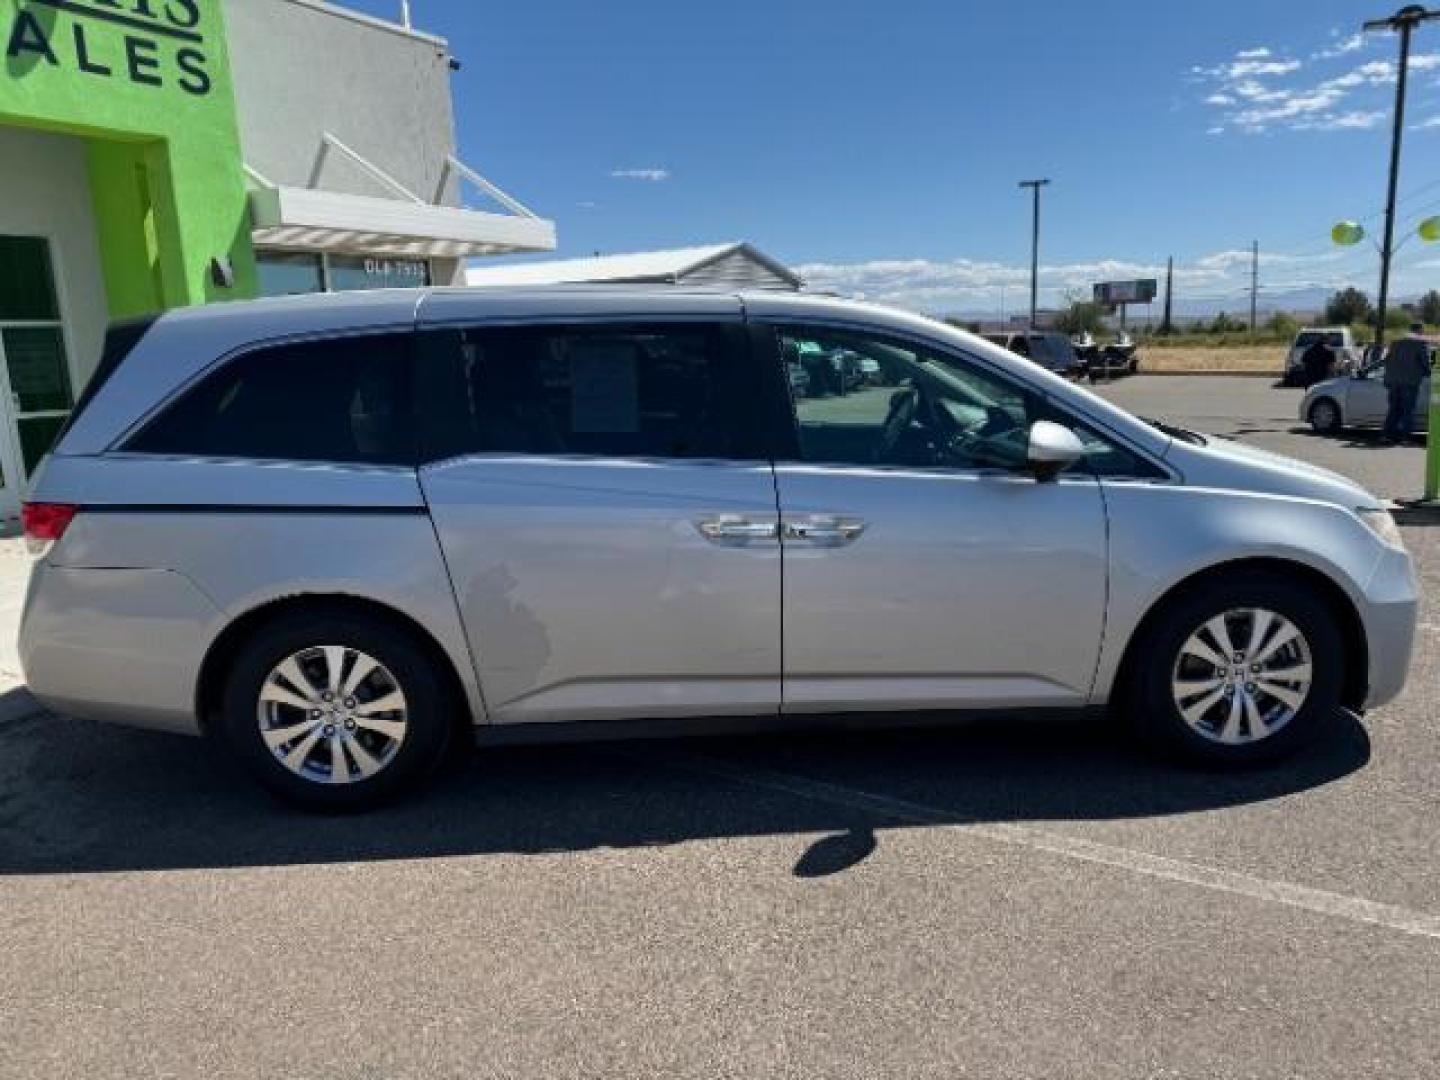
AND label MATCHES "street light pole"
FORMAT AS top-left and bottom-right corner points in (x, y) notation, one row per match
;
(1365, 5), (1440, 354)
(1019, 179), (1050, 329)
(1363, 5), (1440, 503)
